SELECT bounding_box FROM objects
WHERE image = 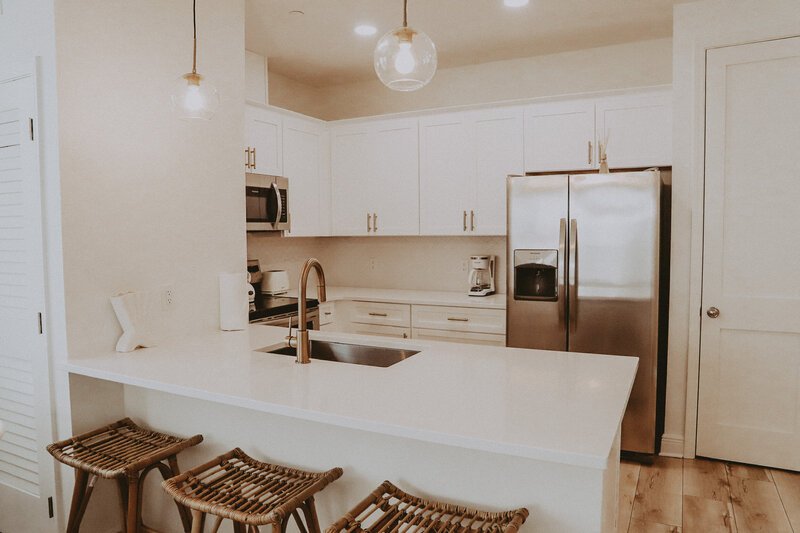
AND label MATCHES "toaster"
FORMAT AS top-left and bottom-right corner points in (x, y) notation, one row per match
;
(261, 270), (289, 295)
